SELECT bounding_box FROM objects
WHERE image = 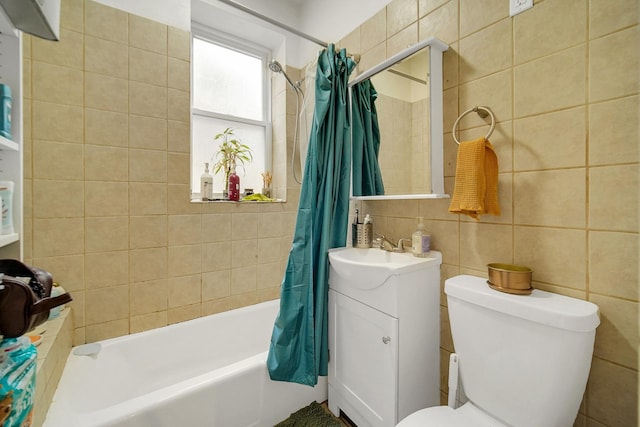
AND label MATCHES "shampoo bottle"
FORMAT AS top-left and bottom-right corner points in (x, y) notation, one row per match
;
(0, 181), (14, 235)
(412, 217), (430, 258)
(200, 162), (213, 201)
(0, 84), (12, 140)
(228, 164), (240, 201)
